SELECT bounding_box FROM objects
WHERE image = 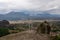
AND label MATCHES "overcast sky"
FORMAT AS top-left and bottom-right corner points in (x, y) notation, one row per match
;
(0, 0), (60, 14)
